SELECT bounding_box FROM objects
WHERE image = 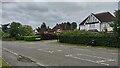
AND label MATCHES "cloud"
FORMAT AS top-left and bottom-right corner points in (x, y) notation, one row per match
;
(1, 0), (120, 2)
(2, 2), (118, 29)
